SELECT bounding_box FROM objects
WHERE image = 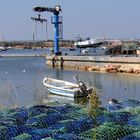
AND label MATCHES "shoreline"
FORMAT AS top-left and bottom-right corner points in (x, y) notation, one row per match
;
(46, 55), (140, 75)
(75, 64), (140, 75)
(48, 64), (140, 76)
(0, 54), (46, 57)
